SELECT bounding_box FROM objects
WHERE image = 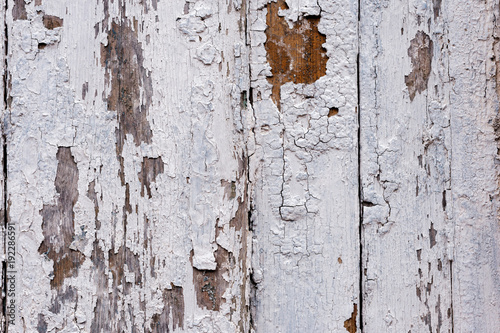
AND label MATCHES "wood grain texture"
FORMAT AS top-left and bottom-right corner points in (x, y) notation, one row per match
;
(359, 0), (453, 331)
(3, 0), (500, 332)
(249, 0), (360, 331)
(6, 0), (250, 331)
(448, 0), (500, 331)
(0, 1), (5, 331)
